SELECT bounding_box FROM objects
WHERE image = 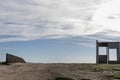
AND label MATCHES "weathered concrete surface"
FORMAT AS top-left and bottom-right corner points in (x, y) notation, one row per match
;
(6, 54), (25, 63)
